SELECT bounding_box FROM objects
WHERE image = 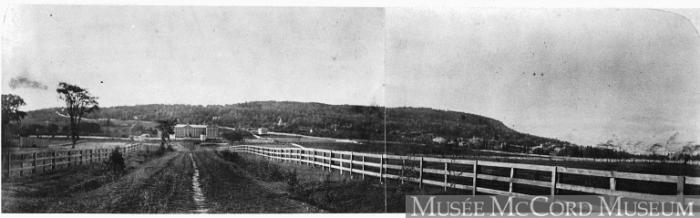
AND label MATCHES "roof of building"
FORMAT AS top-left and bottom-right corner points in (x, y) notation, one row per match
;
(175, 124), (209, 128)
